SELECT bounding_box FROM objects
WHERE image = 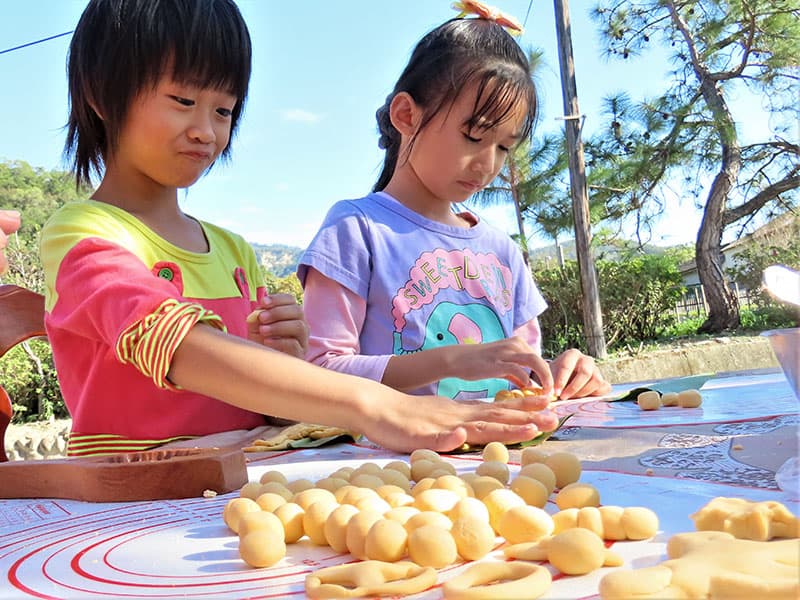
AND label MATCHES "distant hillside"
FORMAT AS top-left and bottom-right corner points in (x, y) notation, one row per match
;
(251, 243), (303, 278)
(528, 240), (688, 265)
